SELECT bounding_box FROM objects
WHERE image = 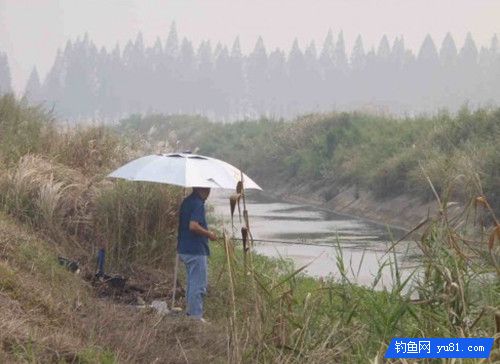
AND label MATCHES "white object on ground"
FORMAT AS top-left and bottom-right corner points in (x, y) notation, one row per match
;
(151, 300), (170, 315)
